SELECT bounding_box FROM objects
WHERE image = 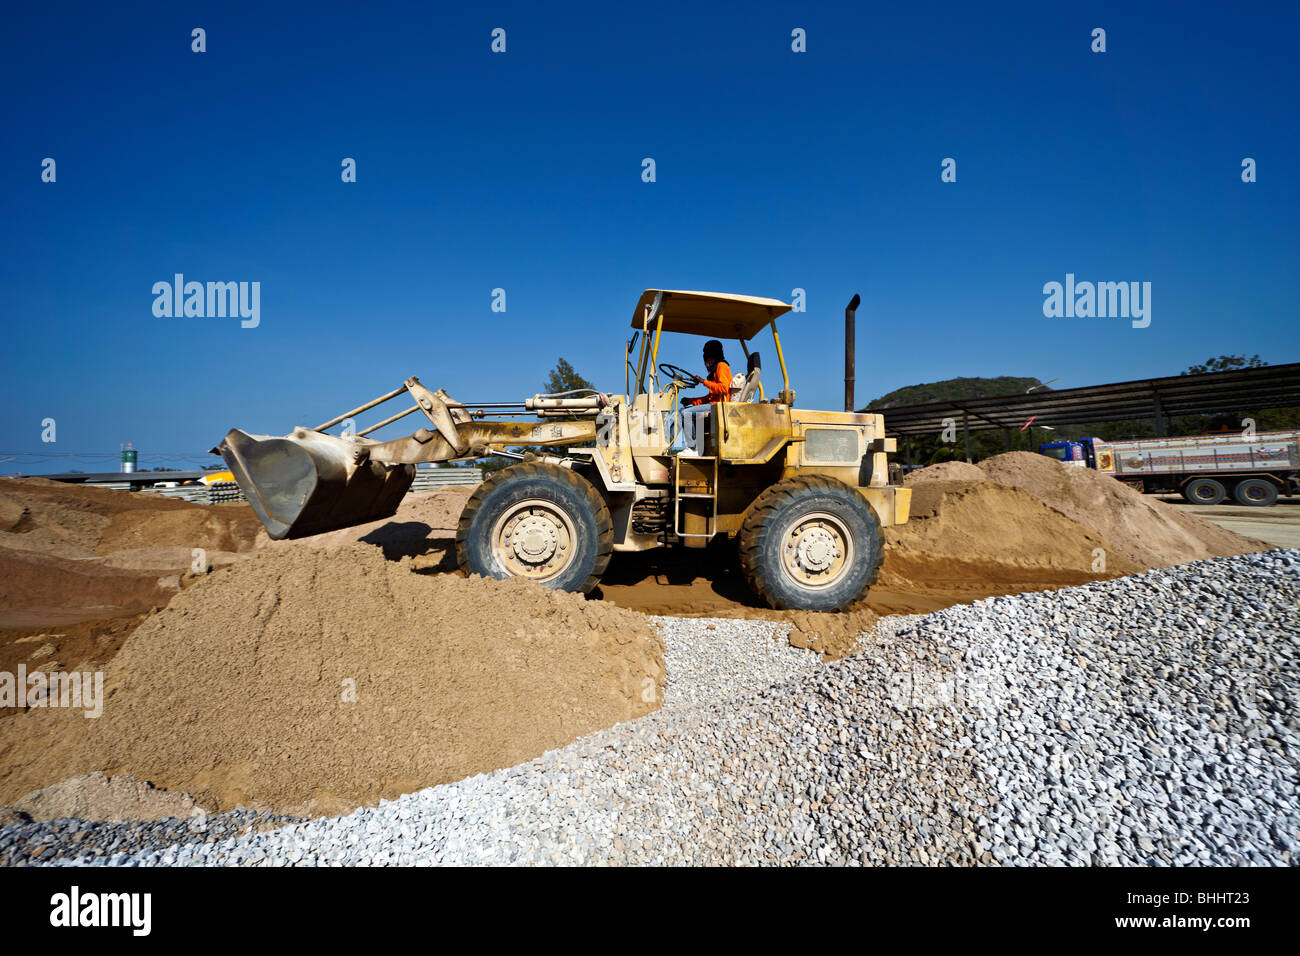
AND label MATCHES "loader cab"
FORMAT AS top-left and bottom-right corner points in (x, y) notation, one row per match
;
(622, 289), (795, 482)
(627, 289), (794, 406)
